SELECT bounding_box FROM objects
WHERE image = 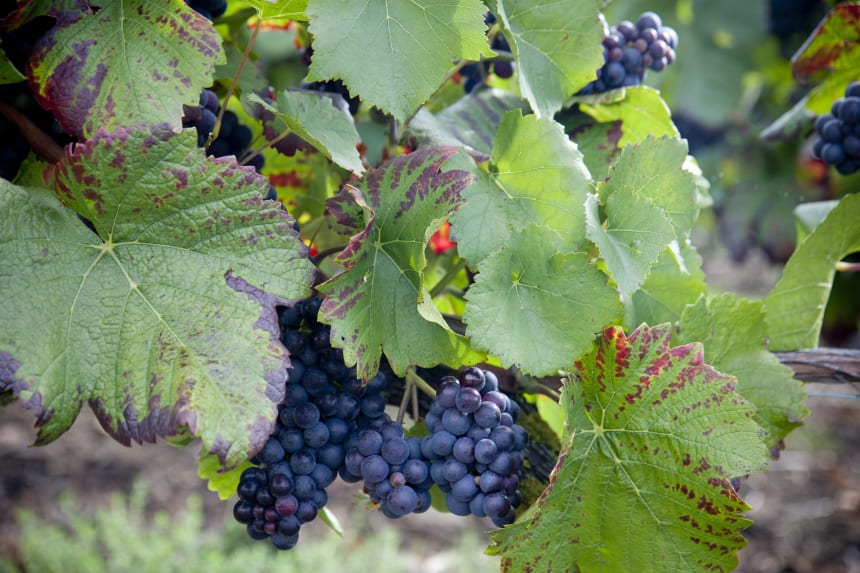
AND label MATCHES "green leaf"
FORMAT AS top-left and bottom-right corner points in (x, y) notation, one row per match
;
(464, 225), (622, 376)
(578, 86), (679, 148)
(559, 112), (623, 182)
(233, 0), (308, 20)
(249, 90), (365, 175)
(625, 243), (706, 328)
(0, 126), (316, 469)
(496, 0), (604, 118)
(450, 110), (594, 266)
(791, 3), (860, 85)
(677, 294), (808, 449)
(318, 146), (482, 380)
(585, 191), (675, 297)
(795, 199), (839, 240)
(765, 193), (860, 350)
(28, 0), (224, 138)
(598, 136), (698, 239)
(408, 88), (525, 158)
(305, 0), (491, 122)
(490, 324), (769, 573)
(0, 43), (24, 84)
(198, 453), (252, 500)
